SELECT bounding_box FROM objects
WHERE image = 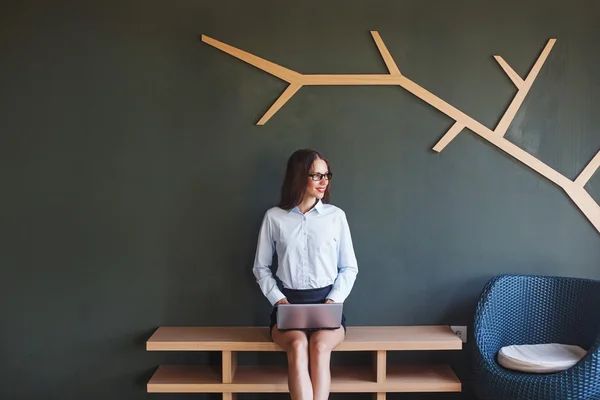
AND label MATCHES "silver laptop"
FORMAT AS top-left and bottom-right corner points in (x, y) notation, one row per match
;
(277, 303), (343, 330)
